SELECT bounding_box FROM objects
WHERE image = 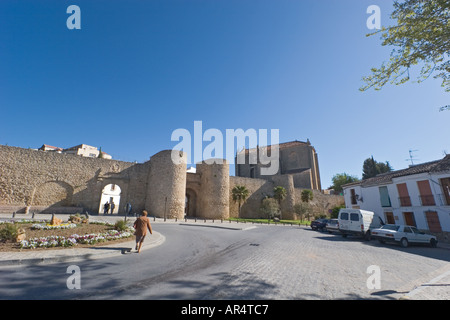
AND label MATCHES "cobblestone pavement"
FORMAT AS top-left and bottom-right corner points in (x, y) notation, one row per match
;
(1, 213), (449, 300)
(202, 227), (450, 300)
